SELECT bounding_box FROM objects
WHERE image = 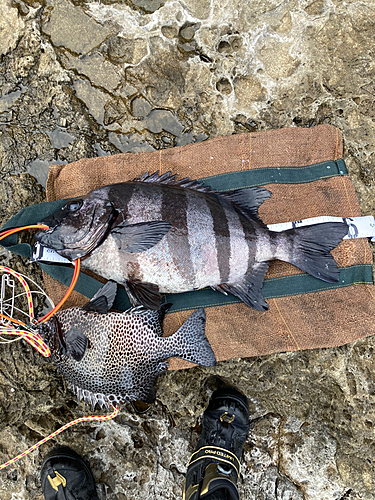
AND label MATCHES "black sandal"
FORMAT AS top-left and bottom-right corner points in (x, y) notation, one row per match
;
(183, 387), (250, 500)
(40, 446), (99, 500)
